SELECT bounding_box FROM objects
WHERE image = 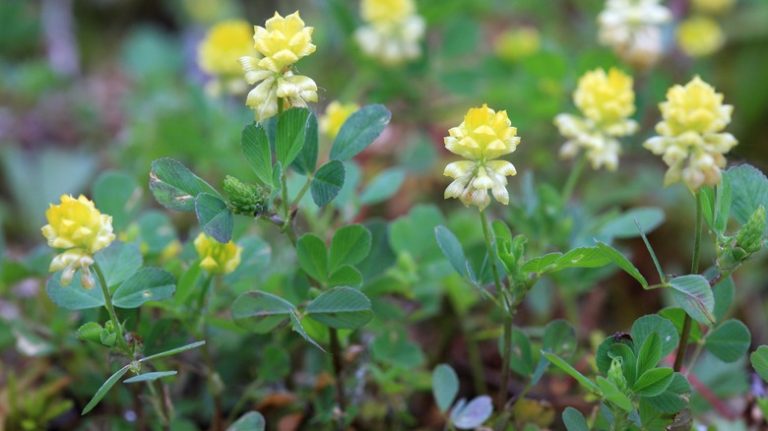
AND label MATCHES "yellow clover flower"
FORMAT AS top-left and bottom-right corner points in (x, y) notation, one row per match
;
(692, 0), (736, 14)
(194, 233), (242, 274)
(677, 16), (724, 58)
(197, 20), (255, 95)
(644, 76), (736, 190)
(554, 68), (638, 171)
(355, 0), (425, 65)
(41, 195), (115, 287)
(320, 101), (359, 139)
(240, 11), (318, 122)
(598, 0), (671, 69)
(361, 0), (414, 26)
(444, 104), (520, 211)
